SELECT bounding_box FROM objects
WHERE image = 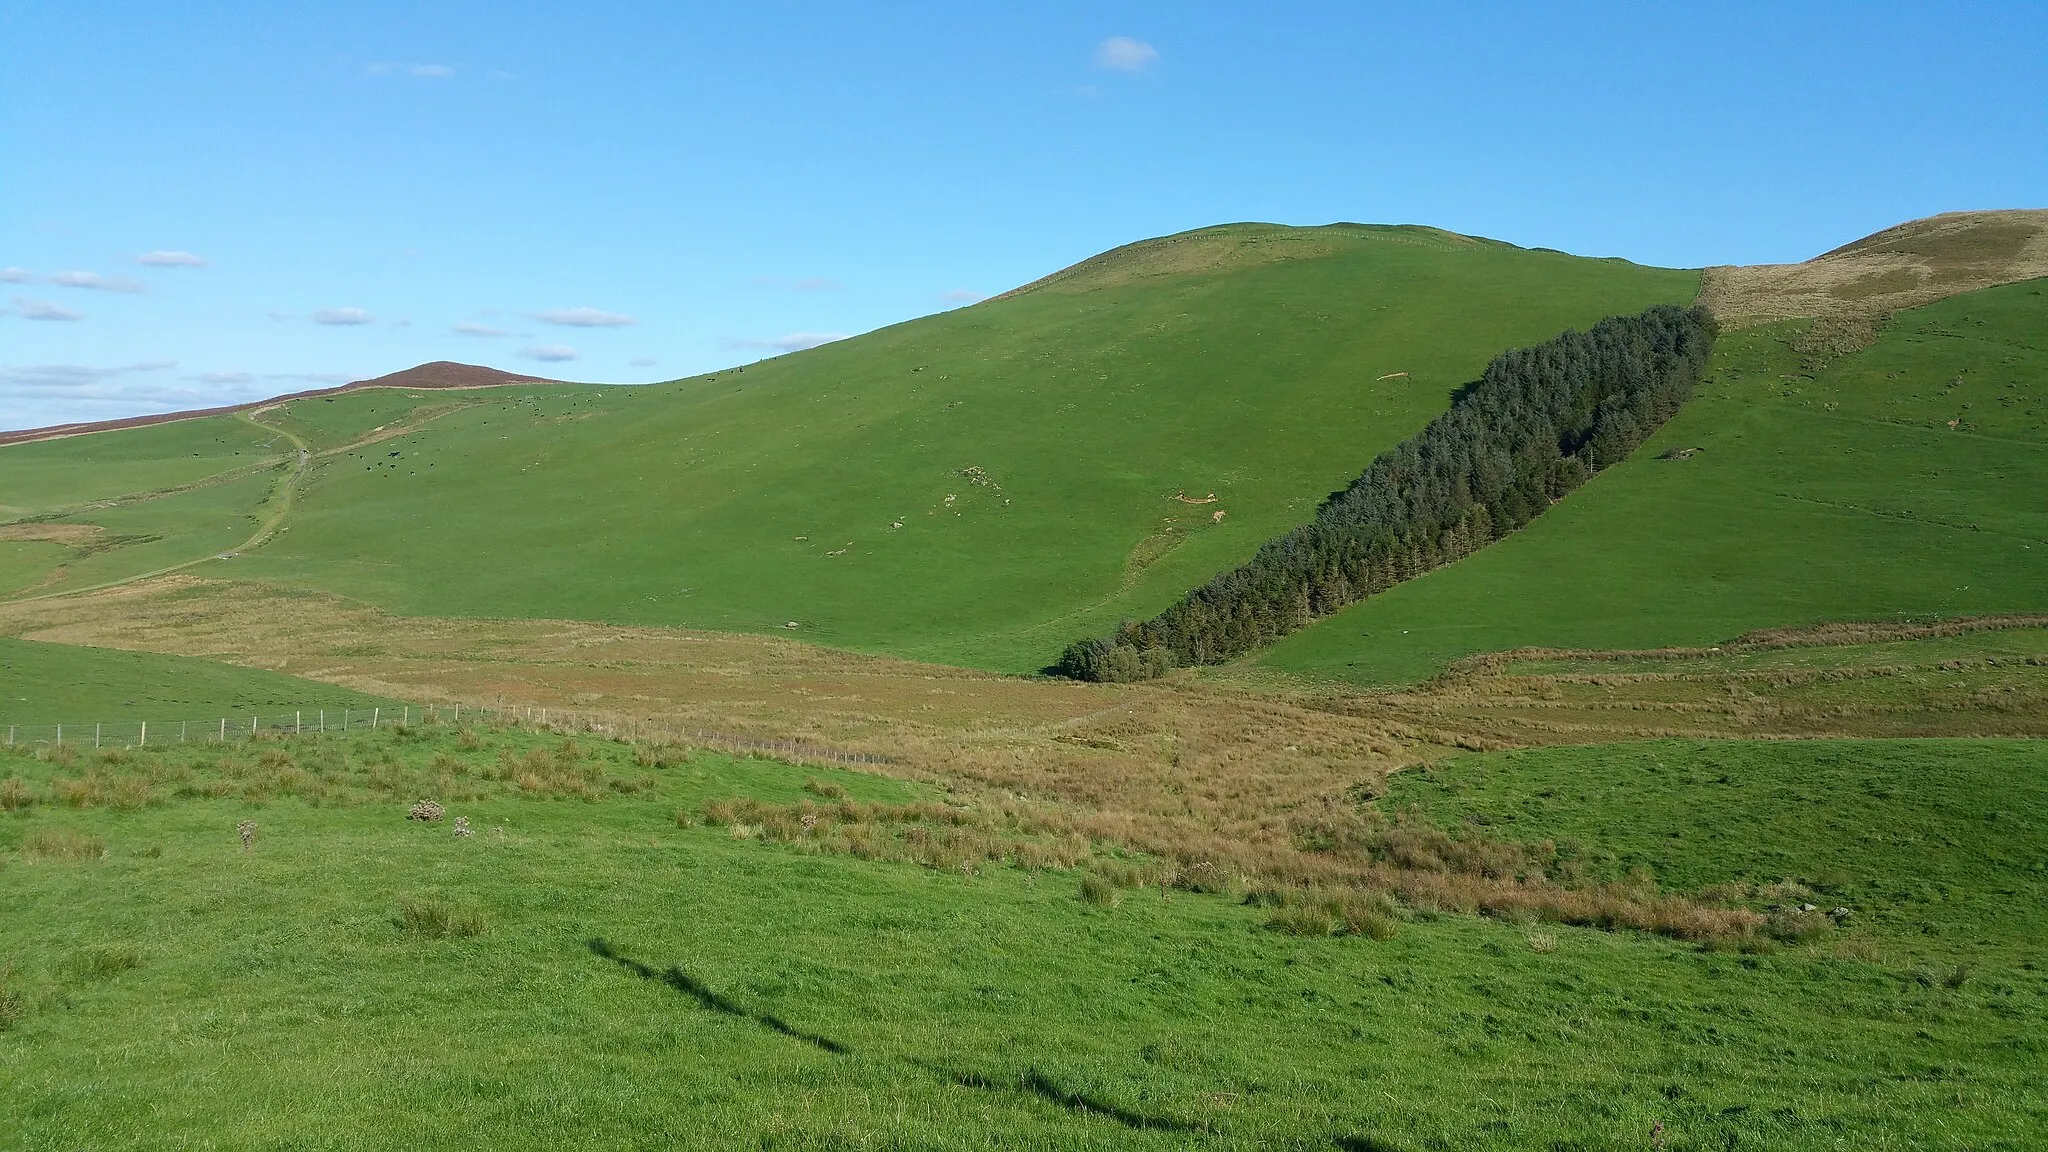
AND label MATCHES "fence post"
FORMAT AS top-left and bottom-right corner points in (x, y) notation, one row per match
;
(252, 715), (257, 740)
(320, 710), (325, 733)
(56, 724), (62, 745)
(140, 721), (147, 747)
(220, 717), (226, 741)
(182, 720), (188, 743)
(6, 725), (11, 746)
(344, 708), (350, 731)
(373, 707), (379, 729)
(296, 710), (302, 735)
(404, 706), (410, 726)
(96, 723), (101, 749)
